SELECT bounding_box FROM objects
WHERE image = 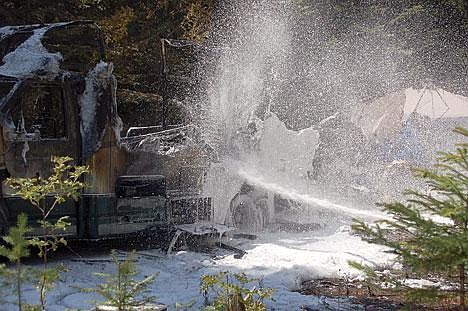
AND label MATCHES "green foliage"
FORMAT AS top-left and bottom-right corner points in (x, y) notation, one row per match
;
(201, 271), (275, 311)
(347, 261), (377, 279)
(82, 250), (156, 310)
(0, 214), (33, 310)
(29, 217), (70, 258)
(6, 156), (88, 311)
(7, 156), (88, 213)
(0, 214), (31, 262)
(351, 127), (468, 308)
(347, 261), (404, 298)
(181, 0), (212, 41)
